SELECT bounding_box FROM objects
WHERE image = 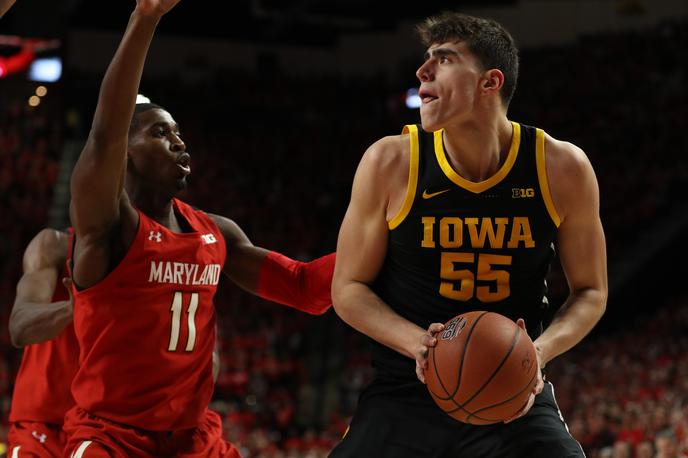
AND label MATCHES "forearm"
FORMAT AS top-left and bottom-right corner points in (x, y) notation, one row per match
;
(91, 10), (160, 142)
(9, 300), (73, 347)
(256, 252), (335, 314)
(333, 281), (424, 359)
(534, 288), (606, 366)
